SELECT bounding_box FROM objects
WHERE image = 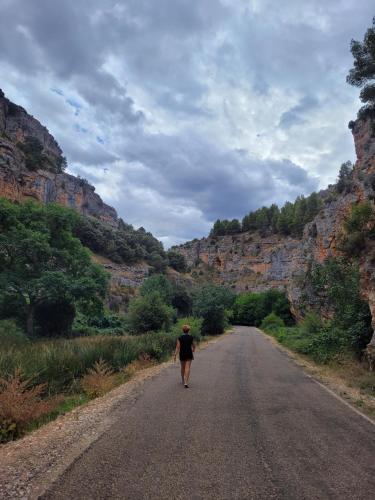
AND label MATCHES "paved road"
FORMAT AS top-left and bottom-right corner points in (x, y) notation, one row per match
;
(42, 327), (375, 500)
